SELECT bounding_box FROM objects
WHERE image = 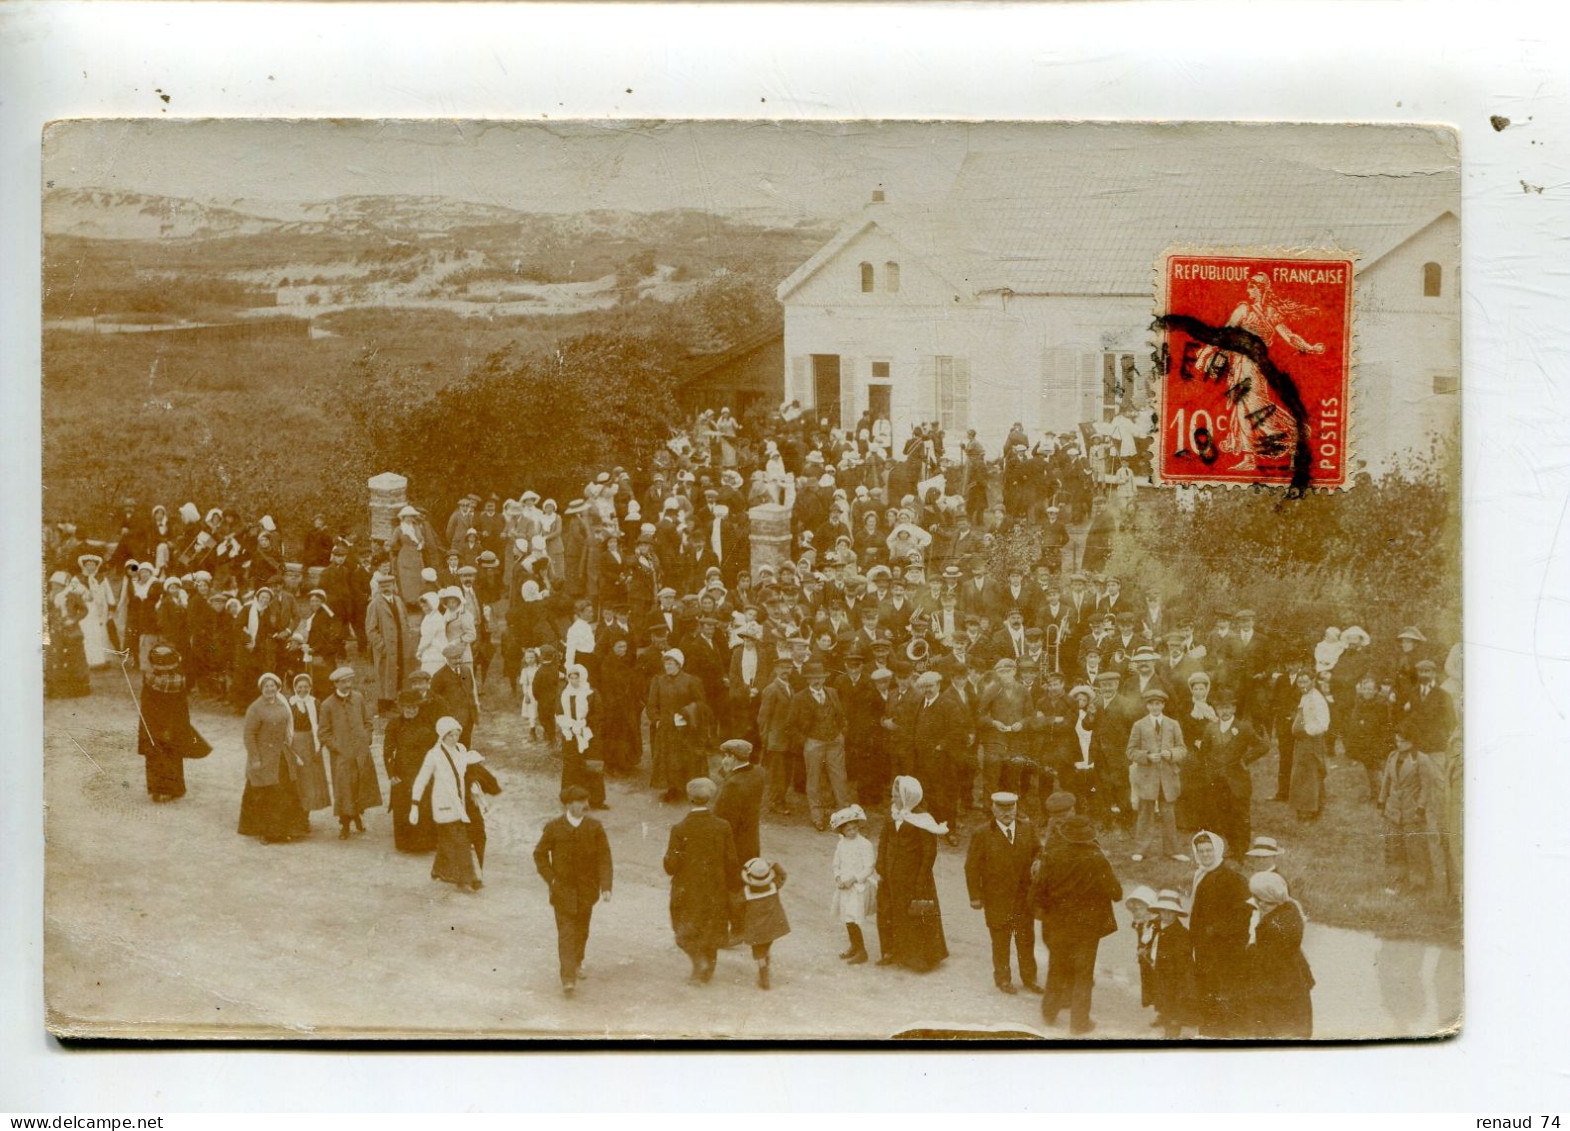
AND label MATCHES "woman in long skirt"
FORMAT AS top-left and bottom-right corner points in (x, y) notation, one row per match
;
(285, 672), (333, 817)
(409, 716), (484, 891)
(137, 643), (211, 801)
(384, 687), (438, 853)
(1289, 671), (1331, 821)
(238, 672), (310, 843)
(875, 775), (949, 973)
(539, 500), (566, 584)
(45, 573), (92, 699)
(77, 554), (115, 669)
(1244, 871), (1315, 1038)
